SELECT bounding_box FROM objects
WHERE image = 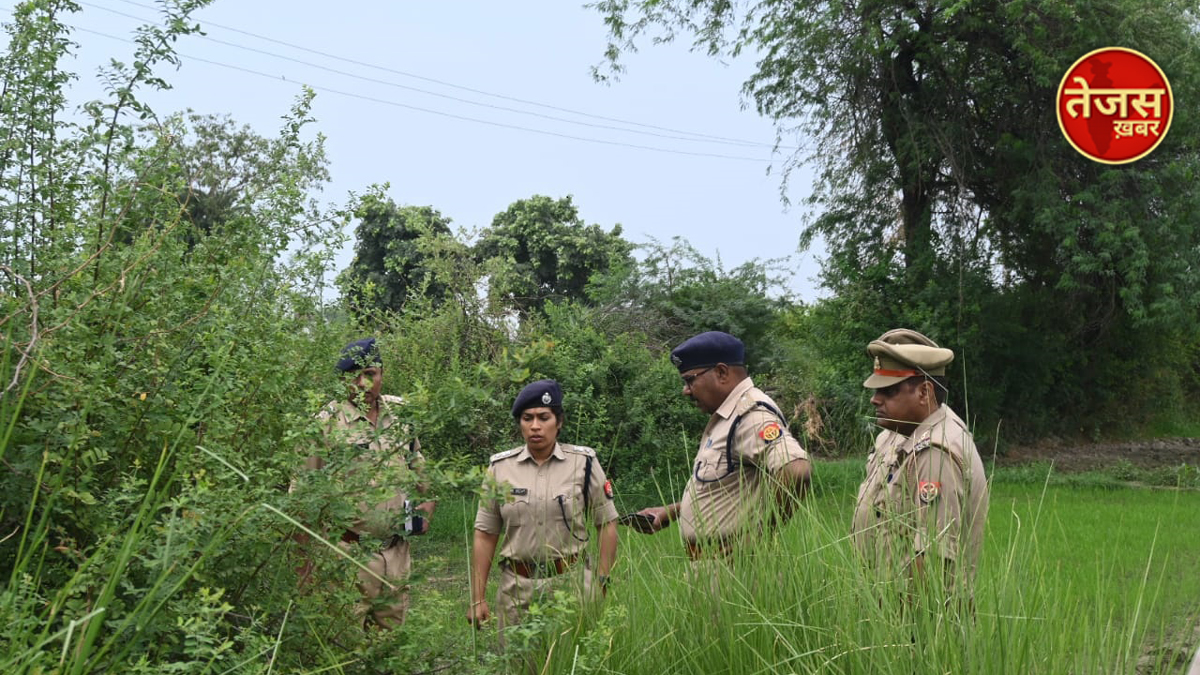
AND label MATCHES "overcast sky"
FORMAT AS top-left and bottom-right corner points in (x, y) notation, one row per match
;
(5, 0), (826, 300)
